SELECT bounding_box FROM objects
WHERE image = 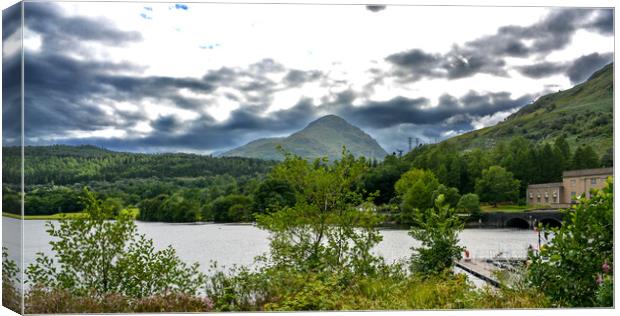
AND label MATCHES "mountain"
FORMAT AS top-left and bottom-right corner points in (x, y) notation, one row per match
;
(222, 115), (388, 161)
(444, 63), (613, 155)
